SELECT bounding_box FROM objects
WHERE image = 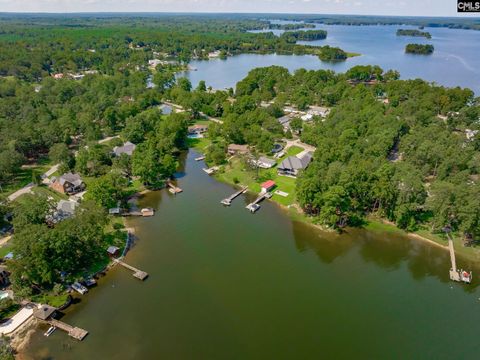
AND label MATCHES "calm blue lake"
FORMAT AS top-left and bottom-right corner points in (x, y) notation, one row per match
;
(180, 24), (480, 93)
